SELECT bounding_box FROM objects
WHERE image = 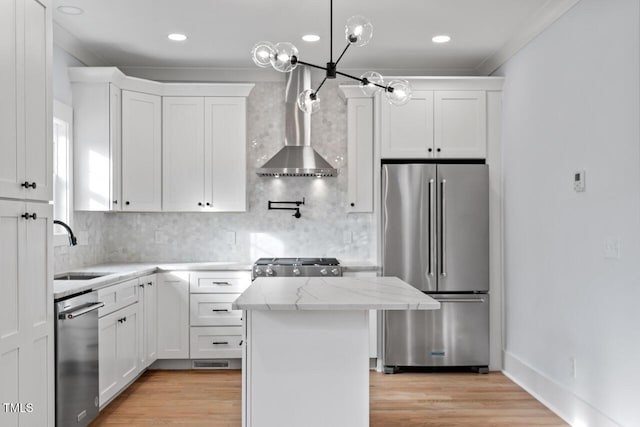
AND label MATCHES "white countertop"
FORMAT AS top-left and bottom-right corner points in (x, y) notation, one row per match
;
(232, 276), (440, 311)
(53, 262), (252, 300)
